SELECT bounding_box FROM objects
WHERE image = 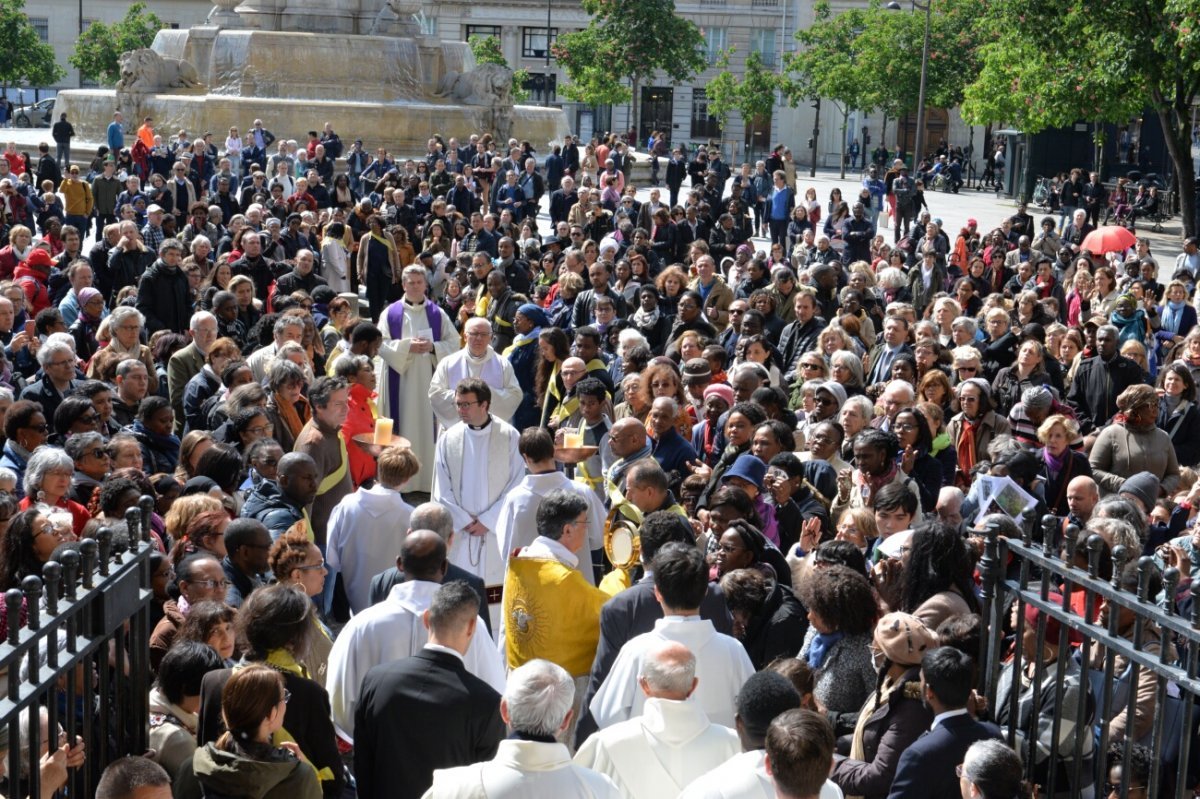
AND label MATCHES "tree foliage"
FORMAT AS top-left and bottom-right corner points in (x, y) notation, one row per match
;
(960, 0), (1200, 234)
(467, 34), (530, 103)
(0, 0), (63, 91)
(69, 2), (163, 86)
(553, 0), (706, 135)
(783, 0), (980, 122)
(707, 49), (781, 152)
